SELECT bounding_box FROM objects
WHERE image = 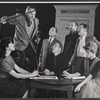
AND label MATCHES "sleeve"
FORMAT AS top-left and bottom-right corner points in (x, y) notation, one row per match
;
(91, 61), (100, 78)
(63, 35), (70, 55)
(7, 13), (23, 25)
(0, 60), (14, 73)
